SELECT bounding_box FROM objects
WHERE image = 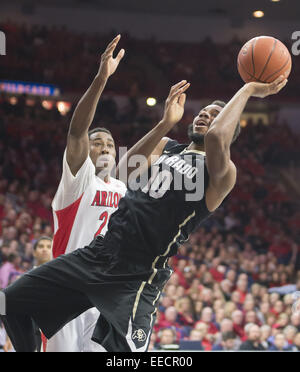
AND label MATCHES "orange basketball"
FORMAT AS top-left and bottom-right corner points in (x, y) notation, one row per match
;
(237, 36), (292, 83)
